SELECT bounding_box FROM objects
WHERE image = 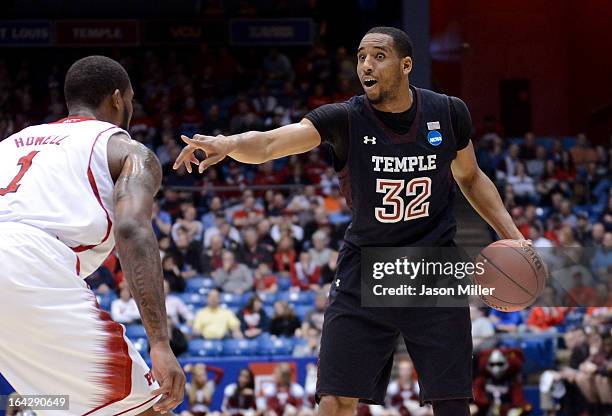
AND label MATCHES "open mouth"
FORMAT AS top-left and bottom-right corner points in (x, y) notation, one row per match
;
(363, 78), (378, 88)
